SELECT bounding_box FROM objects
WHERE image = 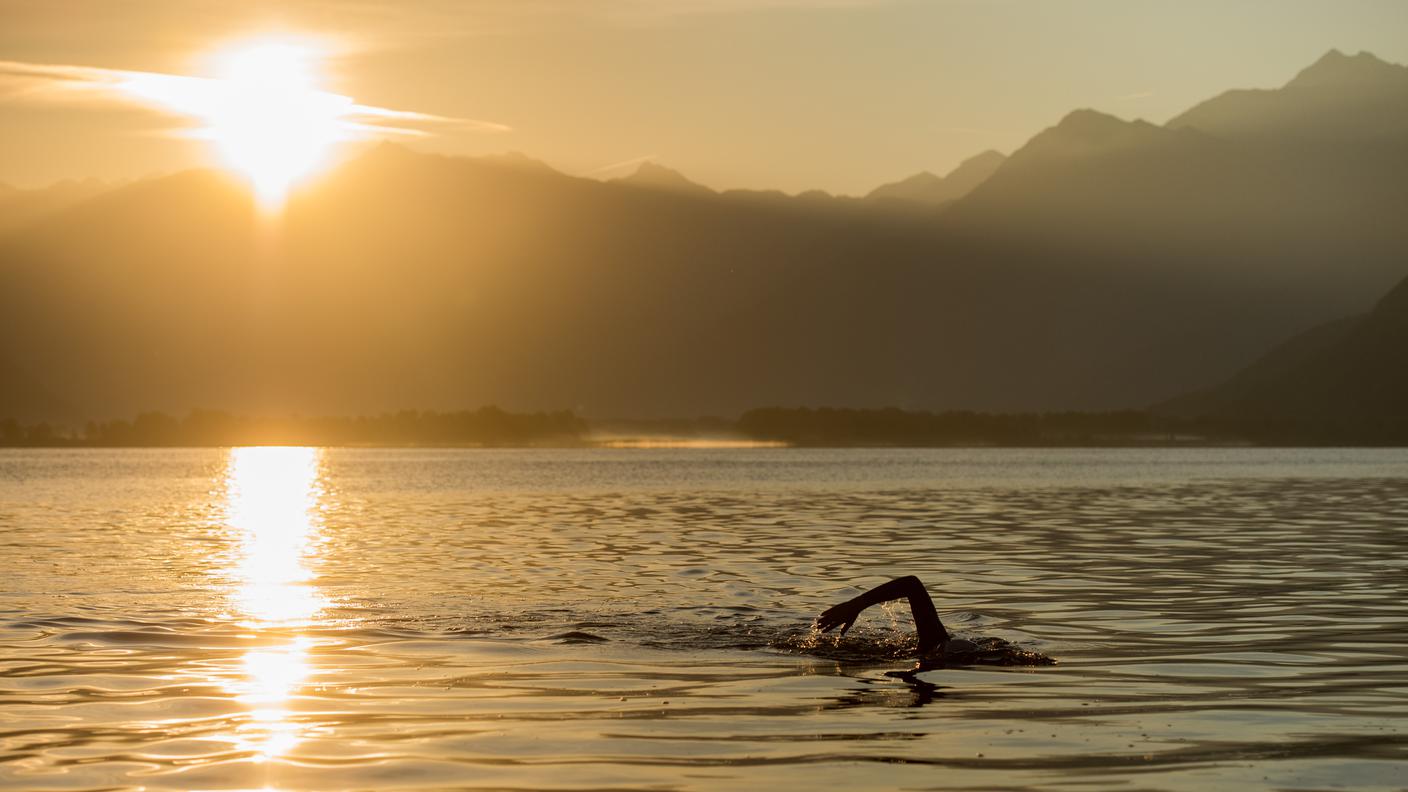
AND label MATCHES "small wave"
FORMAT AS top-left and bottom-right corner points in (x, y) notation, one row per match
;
(541, 631), (610, 644)
(7, 609), (1052, 666)
(771, 626), (919, 663)
(771, 628), (1056, 667)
